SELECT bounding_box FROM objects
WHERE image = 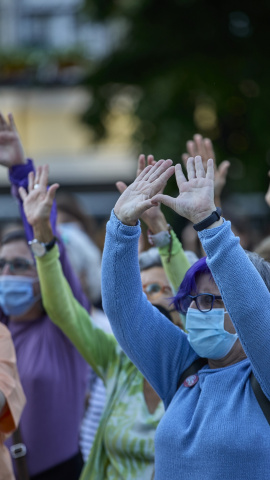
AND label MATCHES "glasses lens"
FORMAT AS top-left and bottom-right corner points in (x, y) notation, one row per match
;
(13, 259), (33, 272)
(144, 283), (162, 295)
(179, 295), (192, 314)
(197, 294), (213, 312)
(0, 258), (34, 274)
